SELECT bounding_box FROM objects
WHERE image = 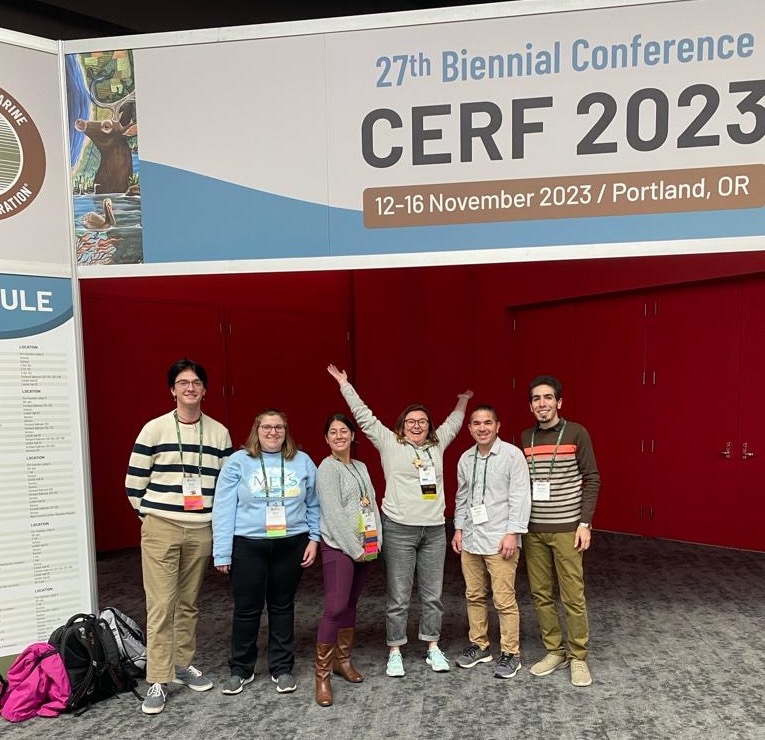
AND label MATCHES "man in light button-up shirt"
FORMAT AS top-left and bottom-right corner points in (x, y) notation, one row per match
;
(451, 404), (531, 679)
